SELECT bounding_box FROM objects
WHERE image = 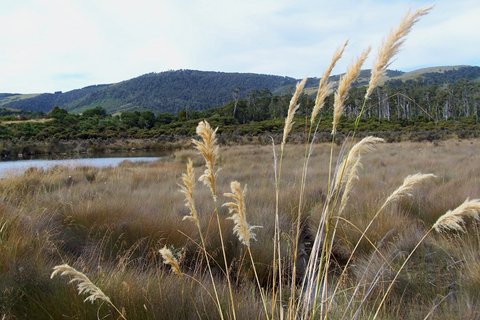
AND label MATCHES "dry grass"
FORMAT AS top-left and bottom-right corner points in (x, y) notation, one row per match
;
(1, 118), (54, 125)
(0, 139), (479, 318)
